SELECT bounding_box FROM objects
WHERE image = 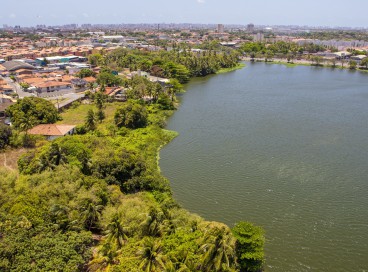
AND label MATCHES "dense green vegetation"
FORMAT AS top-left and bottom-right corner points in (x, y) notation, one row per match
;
(76, 68), (96, 79)
(0, 48), (265, 271)
(90, 46), (240, 82)
(6, 97), (60, 131)
(239, 41), (331, 59)
(1, 103), (263, 271)
(298, 31), (368, 42)
(2, 98), (60, 148)
(233, 222), (265, 272)
(0, 124), (12, 149)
